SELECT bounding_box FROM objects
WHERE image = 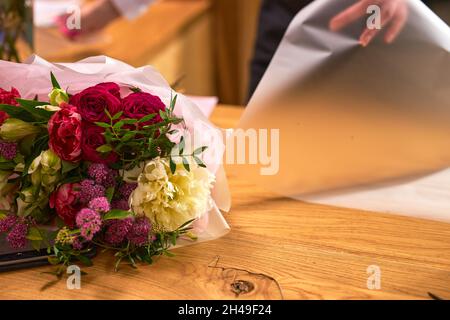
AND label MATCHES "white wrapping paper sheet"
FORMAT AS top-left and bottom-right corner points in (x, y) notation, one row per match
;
(0, 55), (230, 245)
(241, 0), (450, 222)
